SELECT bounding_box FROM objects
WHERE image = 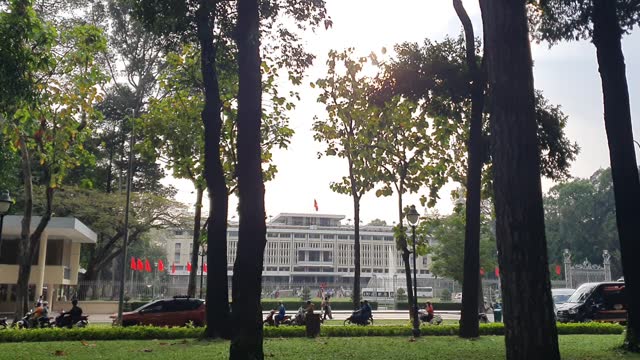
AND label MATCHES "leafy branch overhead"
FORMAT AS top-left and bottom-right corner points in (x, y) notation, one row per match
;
(139, 45), (295, 194)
